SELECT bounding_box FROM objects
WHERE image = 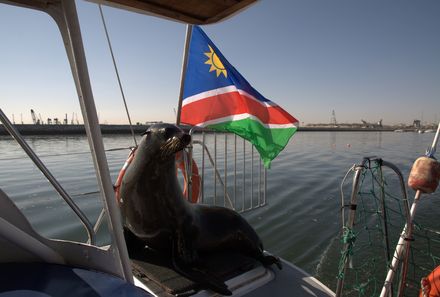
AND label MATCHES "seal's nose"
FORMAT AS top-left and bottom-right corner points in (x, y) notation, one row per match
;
(182, 133), (191, 145)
